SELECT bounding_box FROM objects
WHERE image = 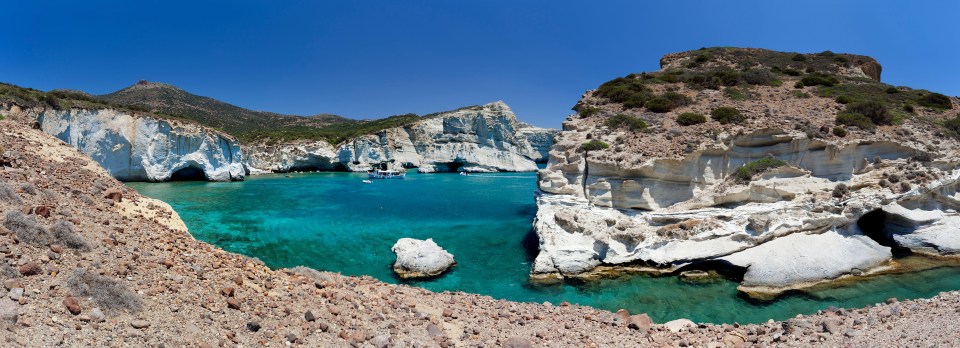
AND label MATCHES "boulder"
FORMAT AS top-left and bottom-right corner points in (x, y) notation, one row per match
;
(720, 228), (891, 291)
(391, 238), (455, 279)
(664, 318), (695, 333)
